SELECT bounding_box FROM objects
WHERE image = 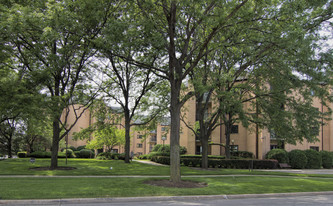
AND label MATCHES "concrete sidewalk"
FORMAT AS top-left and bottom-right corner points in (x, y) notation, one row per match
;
(2, 191), (333, 205)
(261, 169), (333, 175)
